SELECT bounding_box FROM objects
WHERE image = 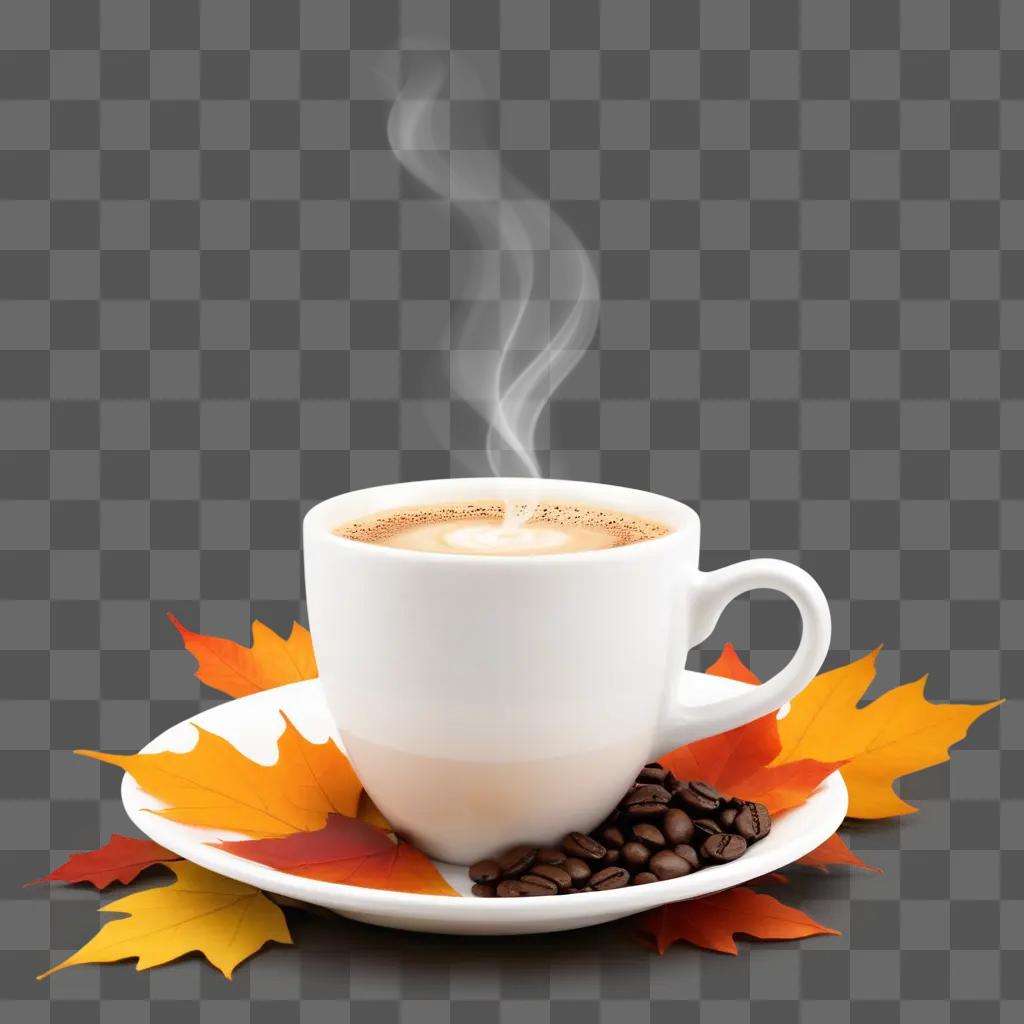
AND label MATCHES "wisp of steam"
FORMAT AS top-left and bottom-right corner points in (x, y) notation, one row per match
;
(387, 58), (599, 528)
